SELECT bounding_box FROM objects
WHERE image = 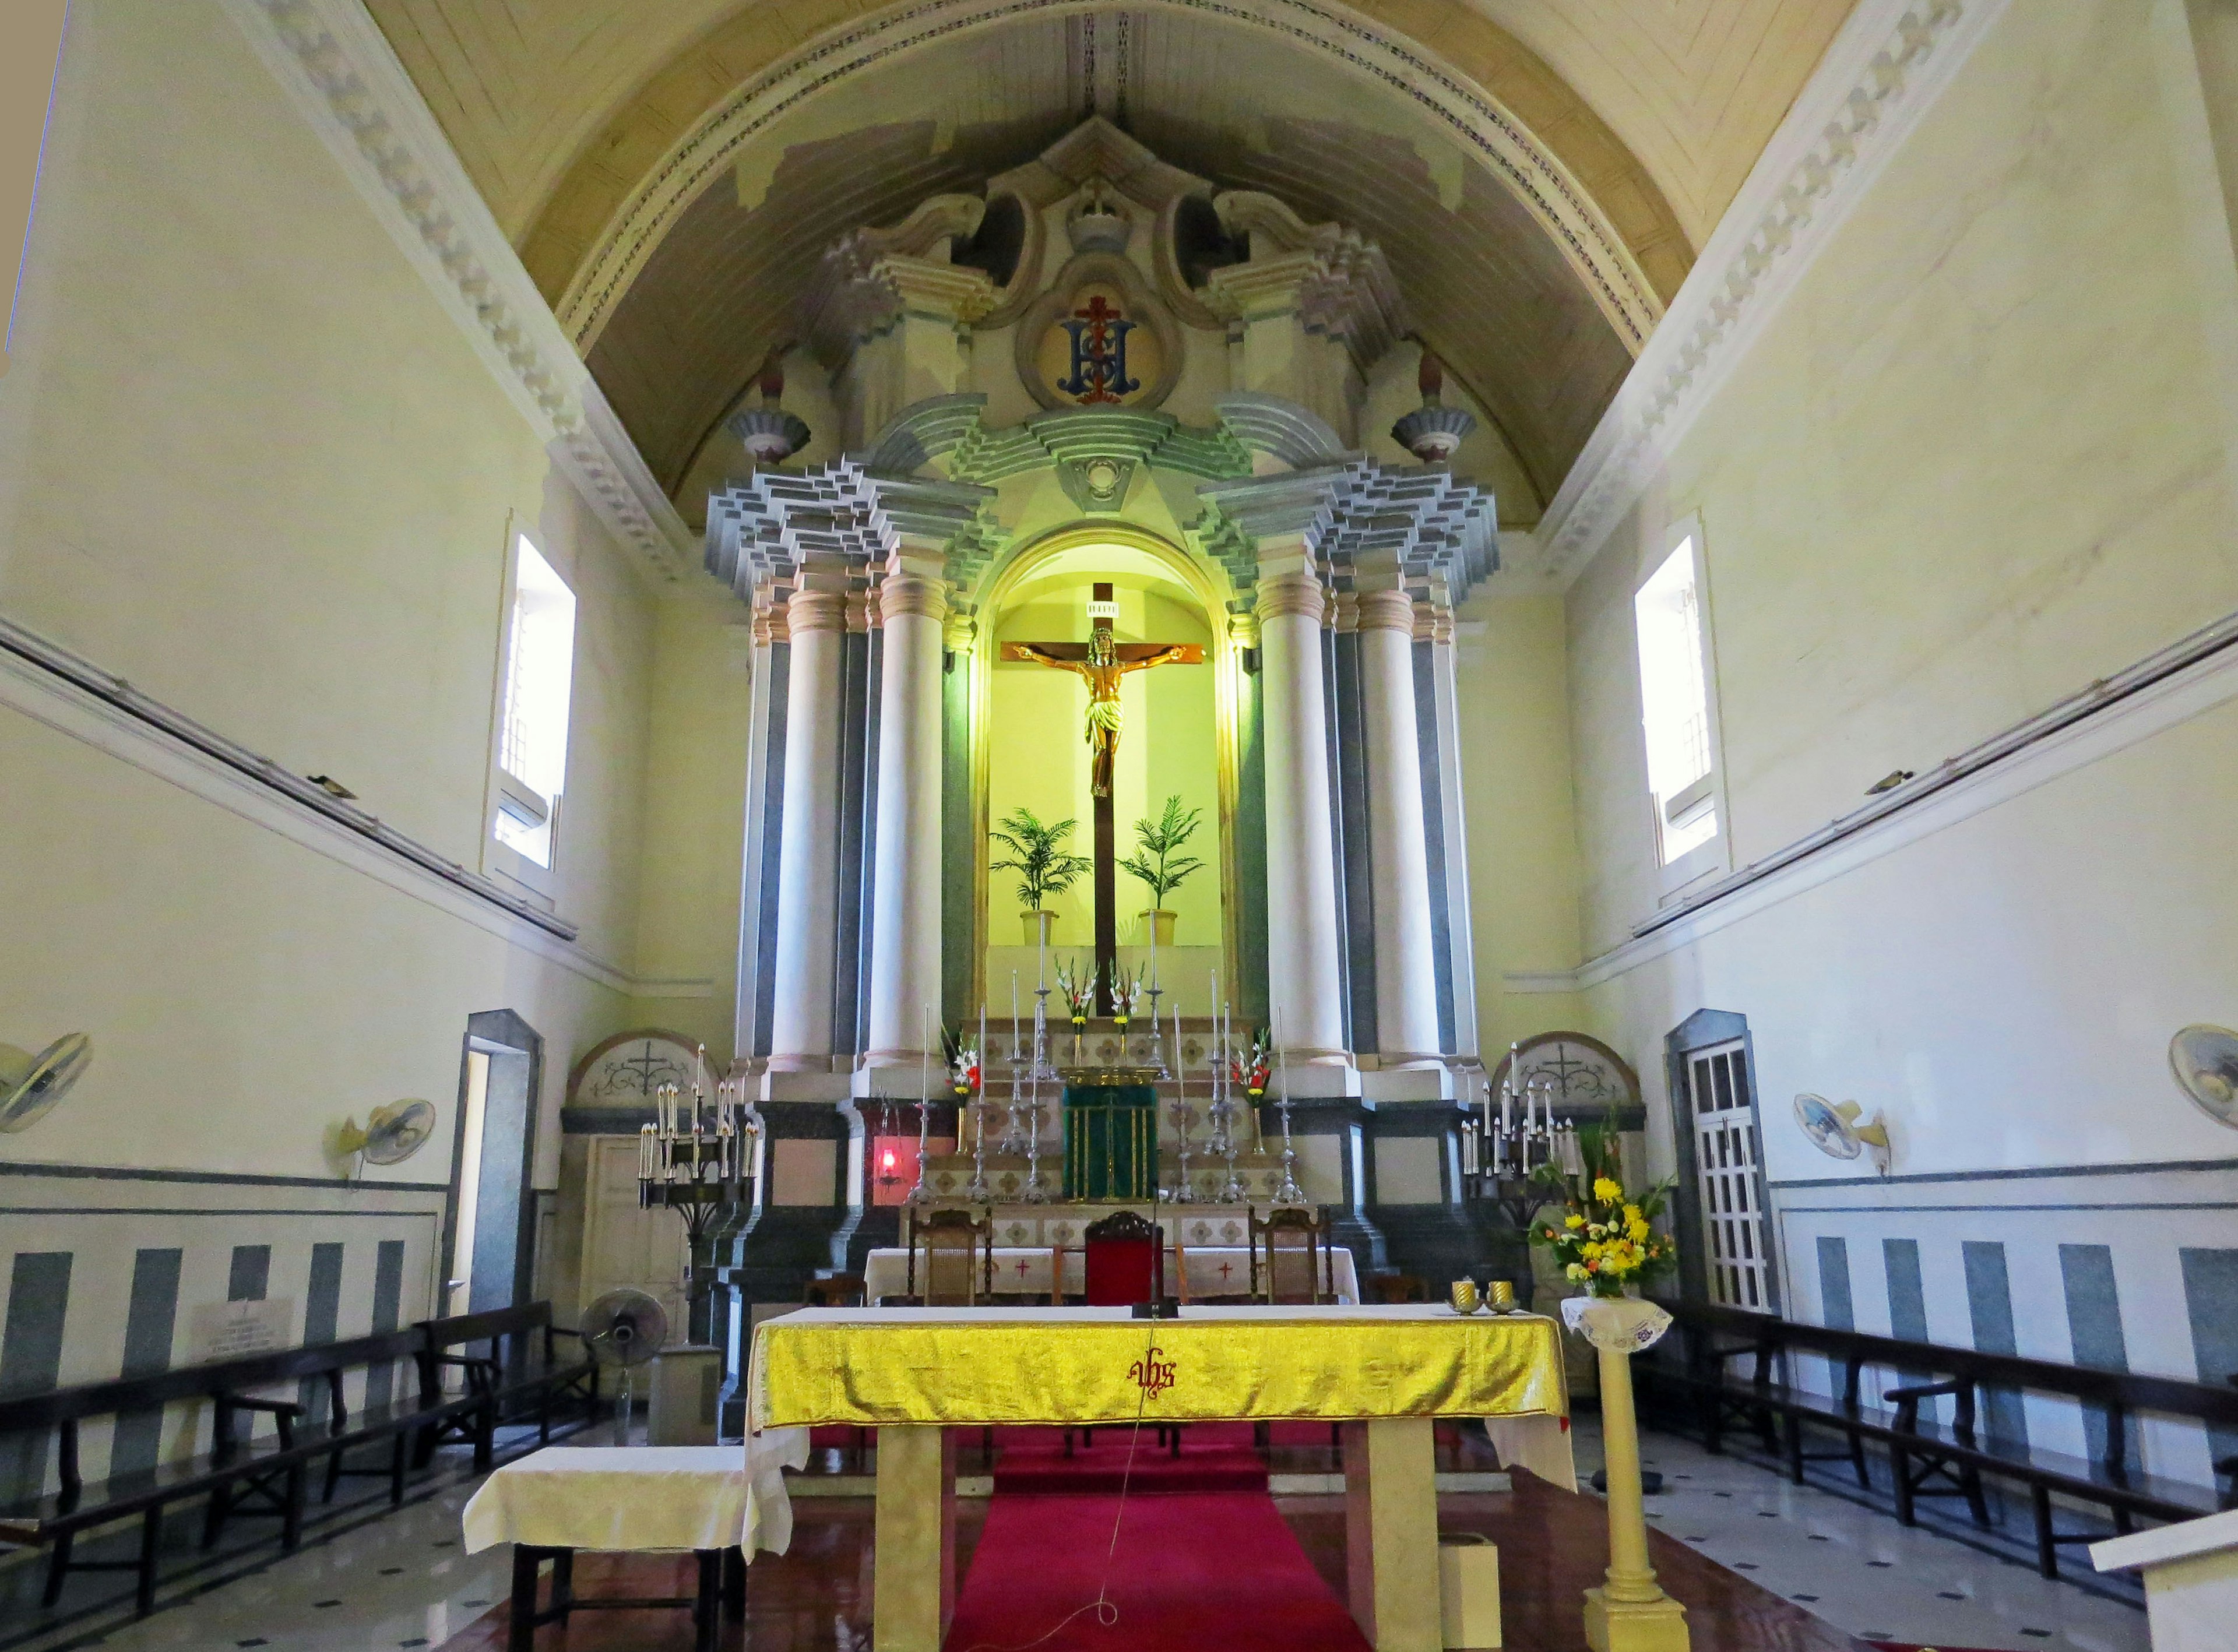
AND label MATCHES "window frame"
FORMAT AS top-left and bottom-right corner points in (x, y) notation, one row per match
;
(1634, 514), (1732, 898)
(483, 527), (575, 900)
